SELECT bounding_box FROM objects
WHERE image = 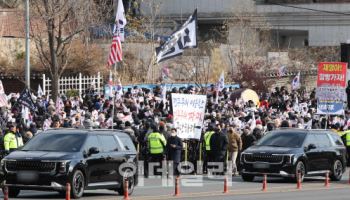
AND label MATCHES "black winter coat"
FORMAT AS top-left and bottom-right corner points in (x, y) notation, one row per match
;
(241, 133), (256, 151)
(166, 136), (183, 163)
(210, 132), (228, 159)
